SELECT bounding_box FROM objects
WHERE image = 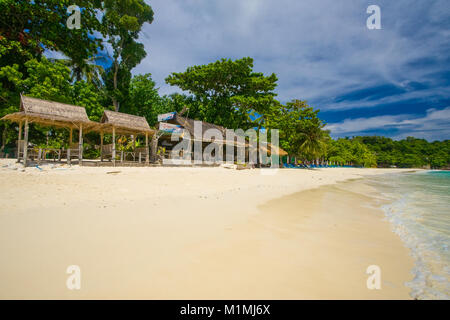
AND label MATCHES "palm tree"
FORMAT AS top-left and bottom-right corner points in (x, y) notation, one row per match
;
(49, 56), (106, 88)
(299, 126), (329, 161)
